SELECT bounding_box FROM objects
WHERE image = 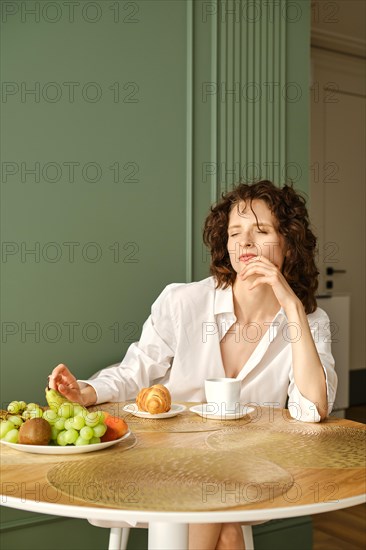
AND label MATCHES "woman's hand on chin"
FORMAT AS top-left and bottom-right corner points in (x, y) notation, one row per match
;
(239, 256), (301, 312)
